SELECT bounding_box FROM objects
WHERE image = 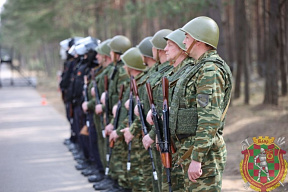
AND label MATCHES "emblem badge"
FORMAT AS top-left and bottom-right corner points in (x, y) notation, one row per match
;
(240, 136), (287, 191)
